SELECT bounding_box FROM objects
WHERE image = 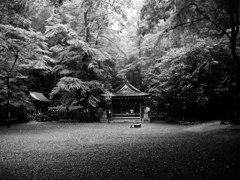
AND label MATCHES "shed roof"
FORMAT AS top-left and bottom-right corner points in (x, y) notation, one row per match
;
(30, 91), (51, 102)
